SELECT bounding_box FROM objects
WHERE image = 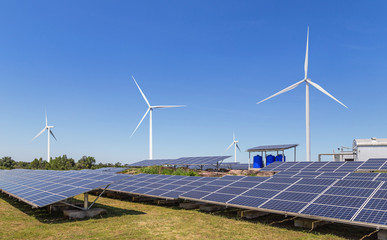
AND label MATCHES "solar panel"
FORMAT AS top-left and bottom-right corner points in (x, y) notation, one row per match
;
(0, 169), (130, 208)
(261, 159), (387, 172)
(107, 174), (218, 200)
(179, 174), (387, 229)
(128, 156), (231, 167)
